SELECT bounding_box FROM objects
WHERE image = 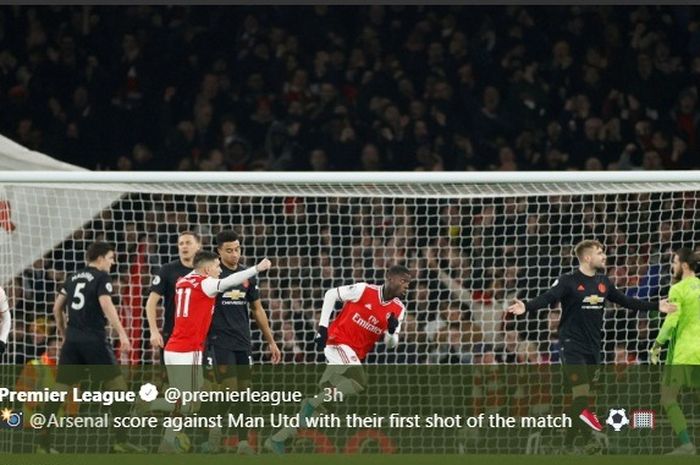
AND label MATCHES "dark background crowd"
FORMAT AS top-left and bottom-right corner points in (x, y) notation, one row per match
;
(2, 5), (700, 172)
